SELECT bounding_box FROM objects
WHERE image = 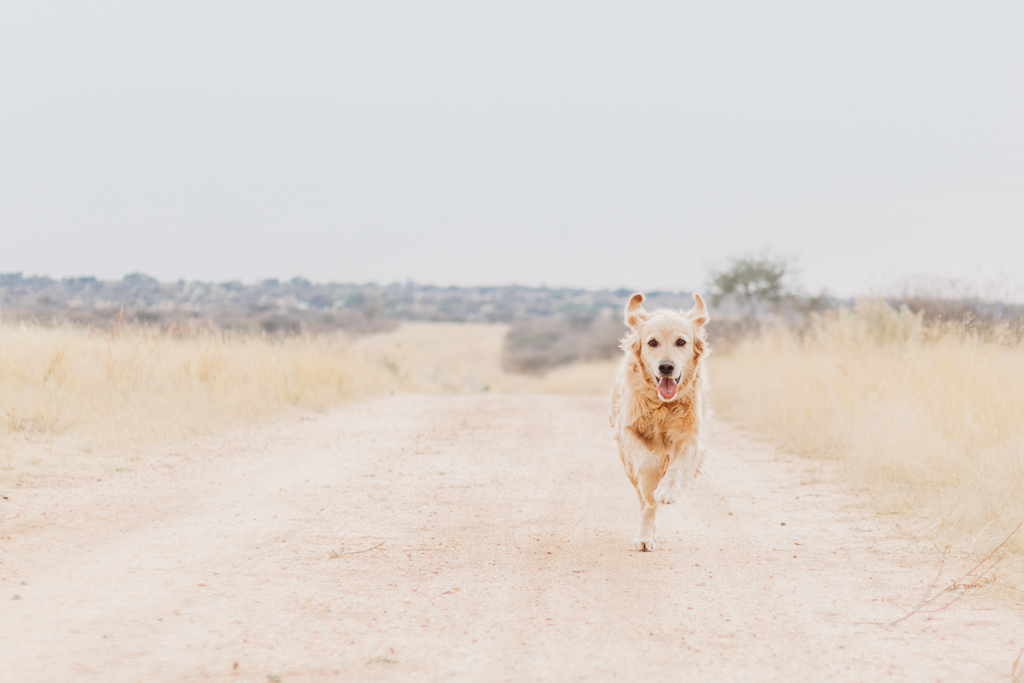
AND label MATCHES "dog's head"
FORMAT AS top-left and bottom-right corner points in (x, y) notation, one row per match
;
(622, 293), (710, 402)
